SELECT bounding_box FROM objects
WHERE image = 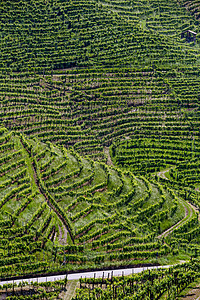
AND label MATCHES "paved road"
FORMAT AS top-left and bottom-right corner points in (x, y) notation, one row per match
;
(67, 265), (170, 280)
(0, 265), (171, 286)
